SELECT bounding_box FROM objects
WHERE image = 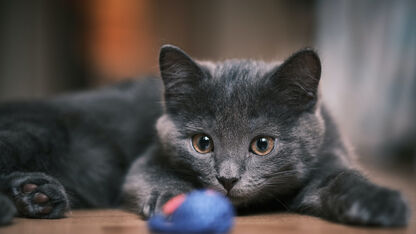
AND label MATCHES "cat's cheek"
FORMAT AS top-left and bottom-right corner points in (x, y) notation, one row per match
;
(294, 160), (308, 181)
(188, 158), (219, 190)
